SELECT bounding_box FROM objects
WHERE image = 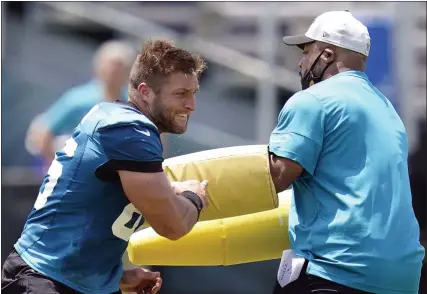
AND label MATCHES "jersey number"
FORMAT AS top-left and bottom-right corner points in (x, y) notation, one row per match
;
(34, 138), (78, 210)
(112, 204), (146, 242)
(33, 134), (145, 242)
